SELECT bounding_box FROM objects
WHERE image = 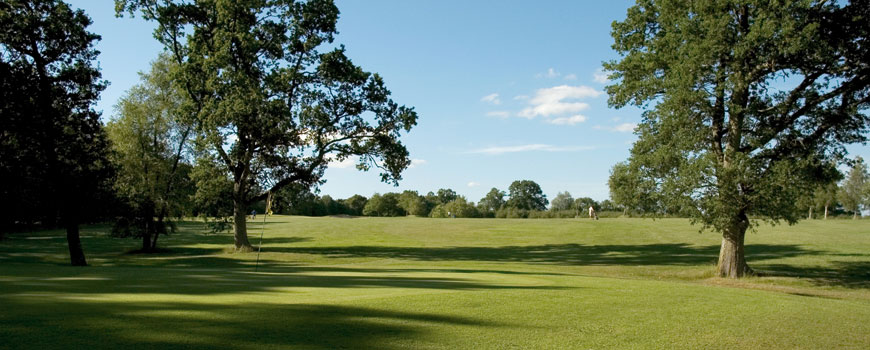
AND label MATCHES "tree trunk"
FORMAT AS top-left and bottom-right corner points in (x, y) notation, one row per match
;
(142, 231), (152, 252)
(716, 213), (752, 278)
(141, 204), (154, 252)
(65, 218), (87, 266)
(824, 205), (828, 219)
(233, 197), (252, 251)
(808, 207), (813, 220)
